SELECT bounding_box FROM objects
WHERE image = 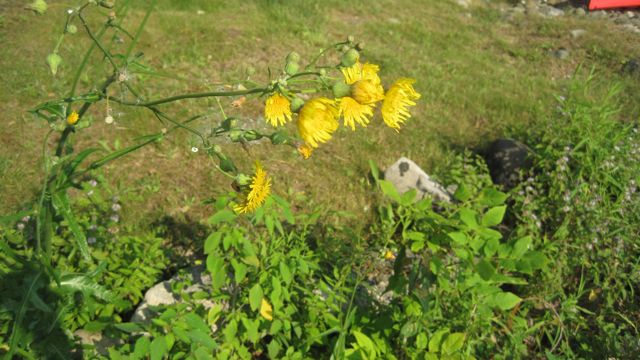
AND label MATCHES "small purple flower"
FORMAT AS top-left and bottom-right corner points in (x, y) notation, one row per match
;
(89, 179), (98, 187)
(21, 215), (30, 223)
